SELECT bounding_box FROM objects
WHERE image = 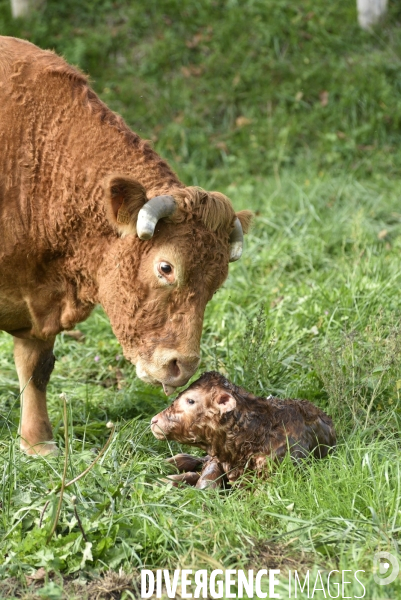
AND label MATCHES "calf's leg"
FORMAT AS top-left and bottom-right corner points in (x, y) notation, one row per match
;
(166, 453), (210, 473)
(196, 458), (226, 490)
(13, 336), (57, 456)
(166, 472), (200, 487)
